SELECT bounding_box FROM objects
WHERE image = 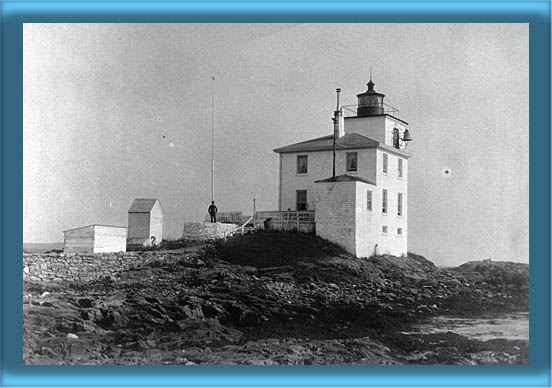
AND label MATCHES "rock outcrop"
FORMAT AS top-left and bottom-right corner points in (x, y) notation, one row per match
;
(23, 231), (528, 365)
